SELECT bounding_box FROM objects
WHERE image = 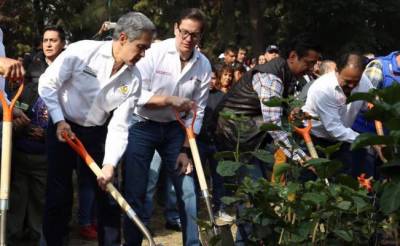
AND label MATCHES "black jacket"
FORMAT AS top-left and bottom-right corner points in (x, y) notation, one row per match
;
(20, 51), (48, 113)
(214, 58), (296, 151)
